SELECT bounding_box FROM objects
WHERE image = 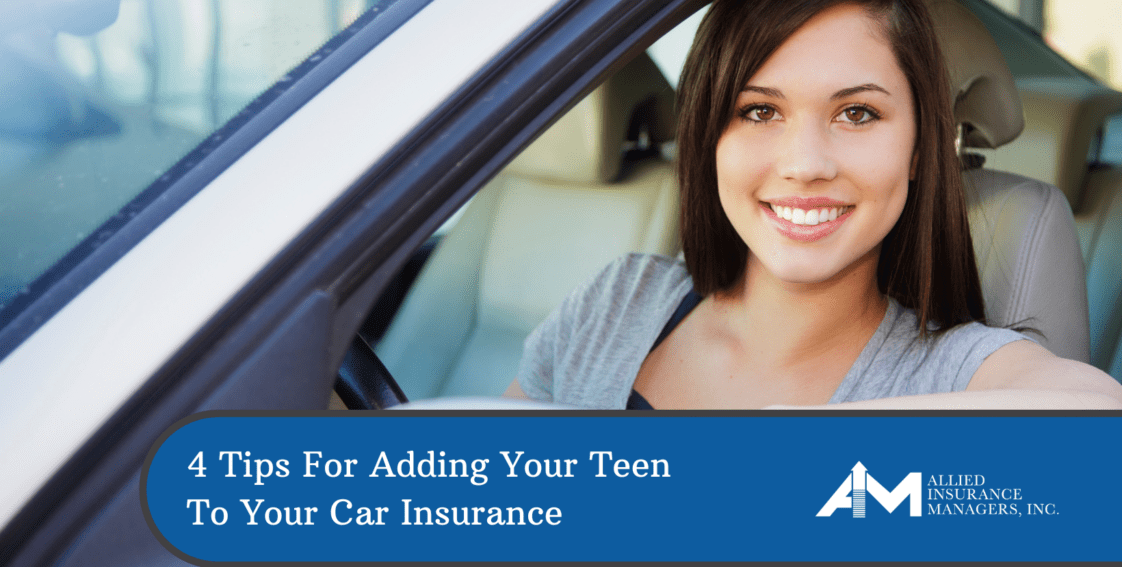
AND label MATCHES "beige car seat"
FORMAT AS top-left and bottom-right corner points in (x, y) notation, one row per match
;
(376, 53), (680, 399)
(934, 0), (1122, 378)
(971, 53), (1122, 378)
(996, 78), (1122, 377)
(1005, 81), (1122, 376)
(930, 0), (1091, 362)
